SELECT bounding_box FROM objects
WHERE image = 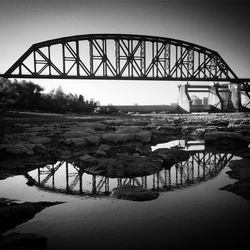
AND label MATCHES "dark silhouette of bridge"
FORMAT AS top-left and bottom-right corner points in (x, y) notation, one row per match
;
(0, 34), (245, 81)
(1, 34), (249, 111)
